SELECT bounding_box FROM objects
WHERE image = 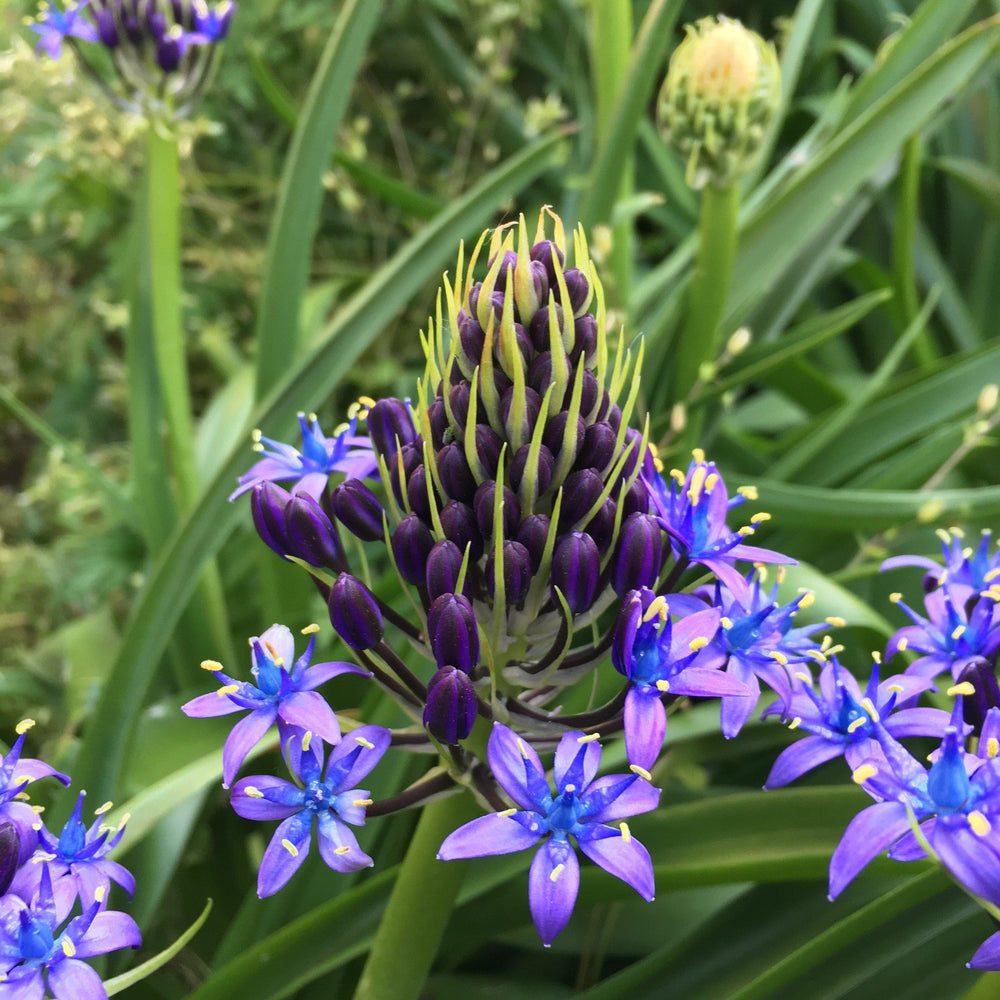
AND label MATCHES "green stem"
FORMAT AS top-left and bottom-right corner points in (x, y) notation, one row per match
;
(146, 124), (235, 667)
(588, 0), (633, 309)
(675, 182), (739, 451)
(352, 793), (477, 1000)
